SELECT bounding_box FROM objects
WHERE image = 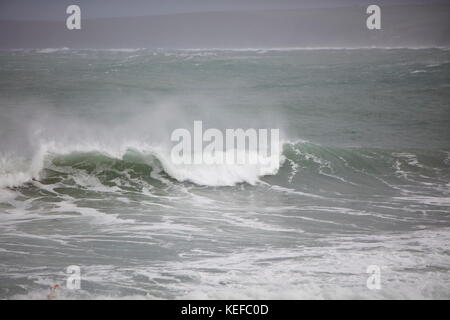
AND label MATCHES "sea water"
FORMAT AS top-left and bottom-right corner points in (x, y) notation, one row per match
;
(0, 48), (449, 299)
